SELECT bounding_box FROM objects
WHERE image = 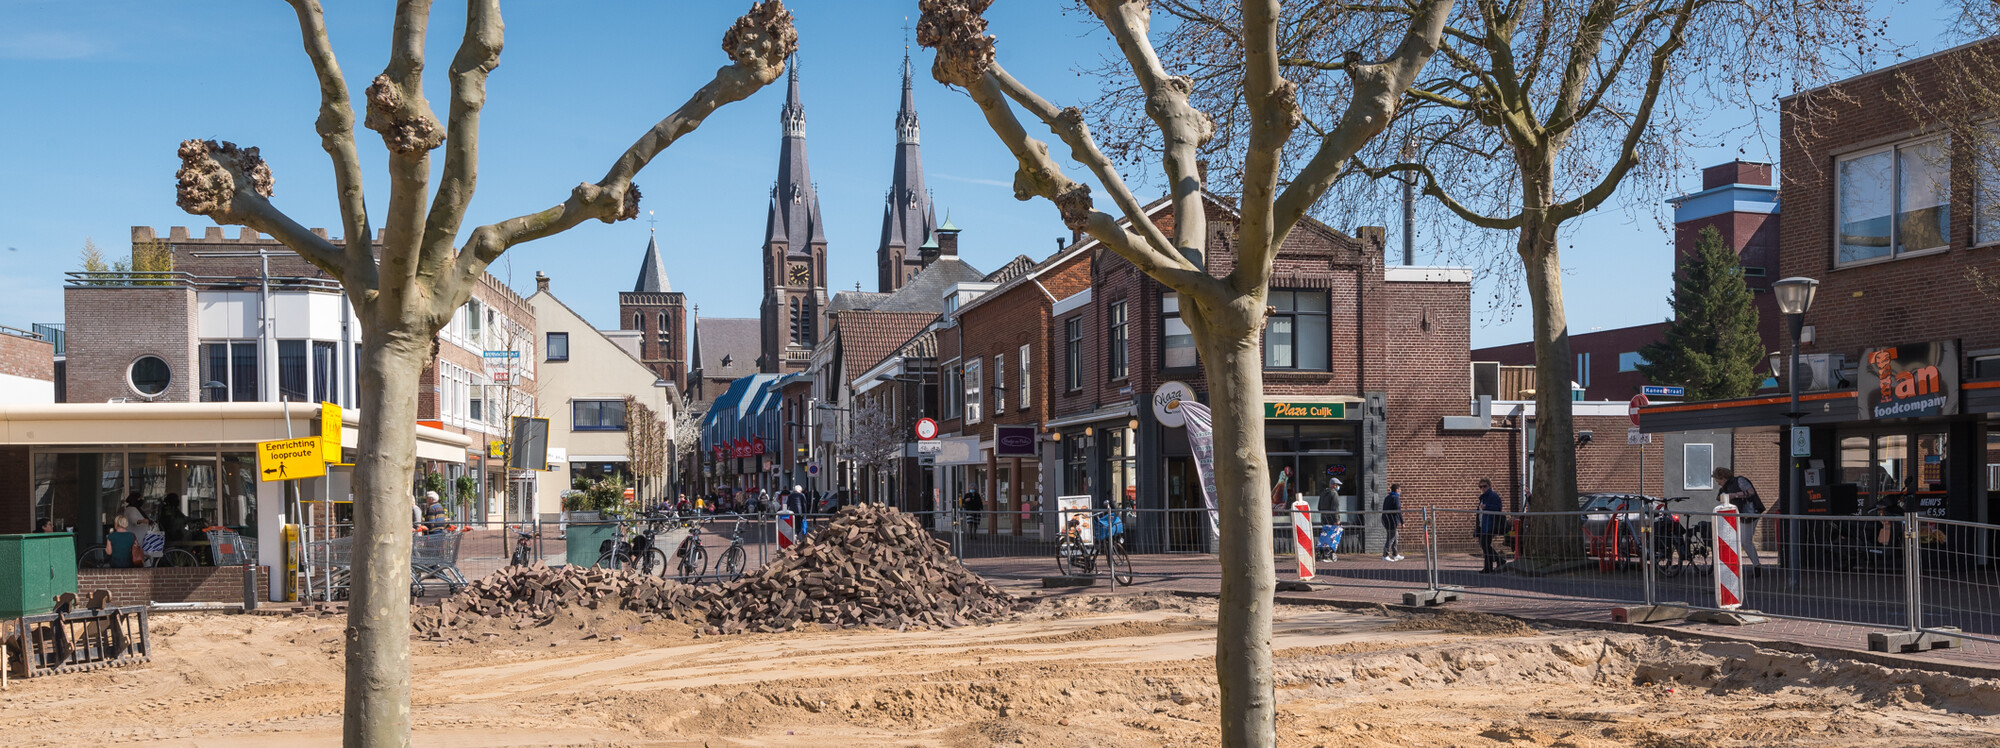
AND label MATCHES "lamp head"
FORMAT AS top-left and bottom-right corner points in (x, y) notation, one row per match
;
(1772, 277), (1819, 316)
